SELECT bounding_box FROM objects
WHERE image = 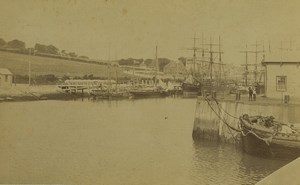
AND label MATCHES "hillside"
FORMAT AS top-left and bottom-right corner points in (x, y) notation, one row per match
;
(0, 51), (129, 79)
